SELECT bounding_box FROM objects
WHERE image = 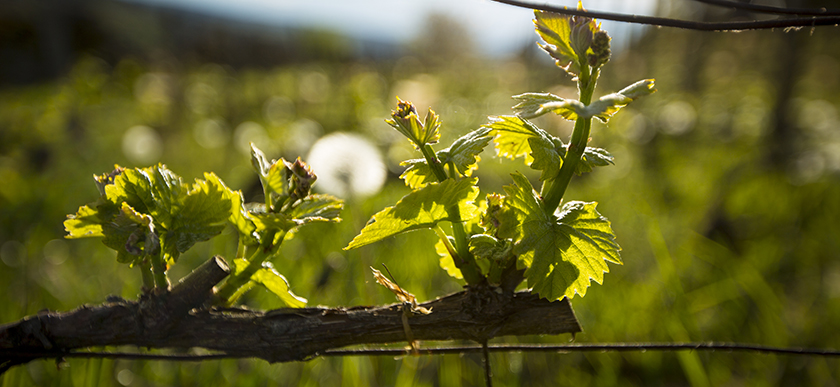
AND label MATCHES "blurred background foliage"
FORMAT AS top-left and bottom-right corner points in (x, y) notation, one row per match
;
(2, 0), (840, 385)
